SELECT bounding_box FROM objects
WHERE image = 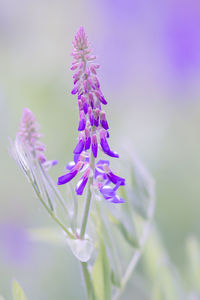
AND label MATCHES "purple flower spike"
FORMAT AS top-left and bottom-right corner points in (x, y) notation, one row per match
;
(17, 108), (57, 170)
(92, 134), (98, 158)
(57, 26), (125, 204)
